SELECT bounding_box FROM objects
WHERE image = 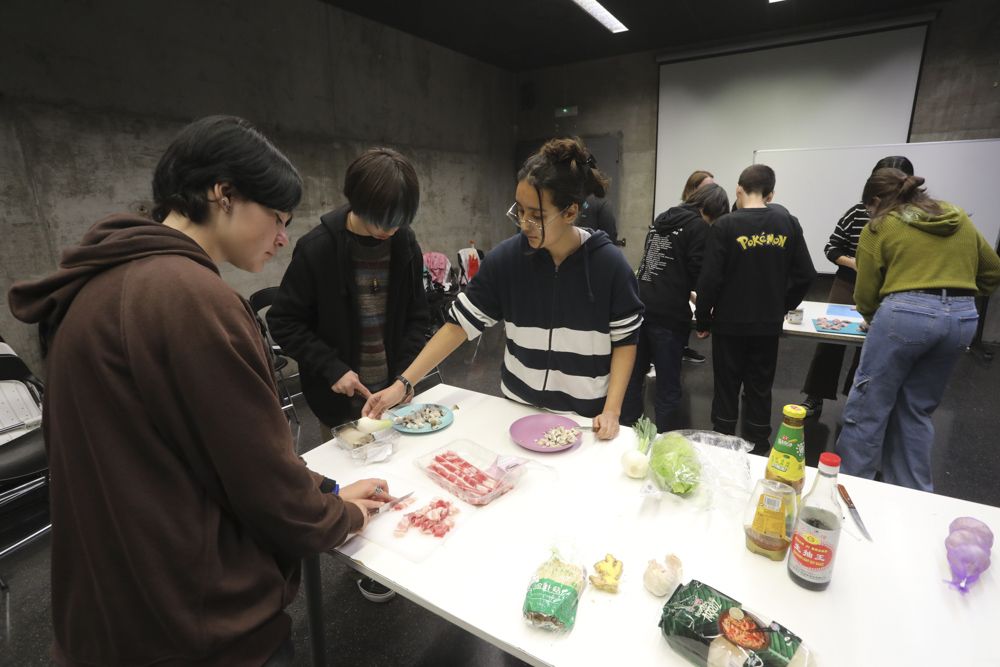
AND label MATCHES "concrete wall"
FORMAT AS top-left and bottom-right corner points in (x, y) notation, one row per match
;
(514, 0), (1000, 269)
(909, 0), (1000, 141)
(3, 0), (997, 373)
(514, 51), (660, 267)
(0, 0), (516, 373)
